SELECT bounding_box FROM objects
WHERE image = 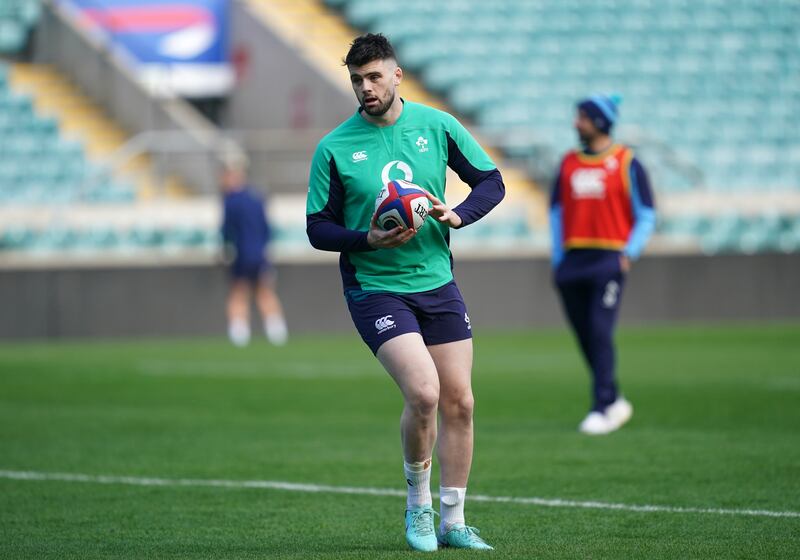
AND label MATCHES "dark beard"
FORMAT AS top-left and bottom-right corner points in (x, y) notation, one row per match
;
(362, 92), (395, 116)
(577, 130), (594, 148)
